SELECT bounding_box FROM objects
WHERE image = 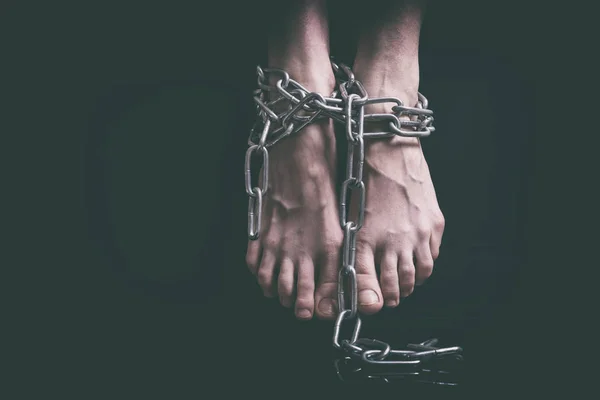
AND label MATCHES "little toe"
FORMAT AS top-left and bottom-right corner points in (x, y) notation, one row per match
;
(430, 230), (443, 261)
(414, 243), (434, 286)
(355, 242), (384, 314)
(246, 240), (261, 275)
(294, 257), (315, 320)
